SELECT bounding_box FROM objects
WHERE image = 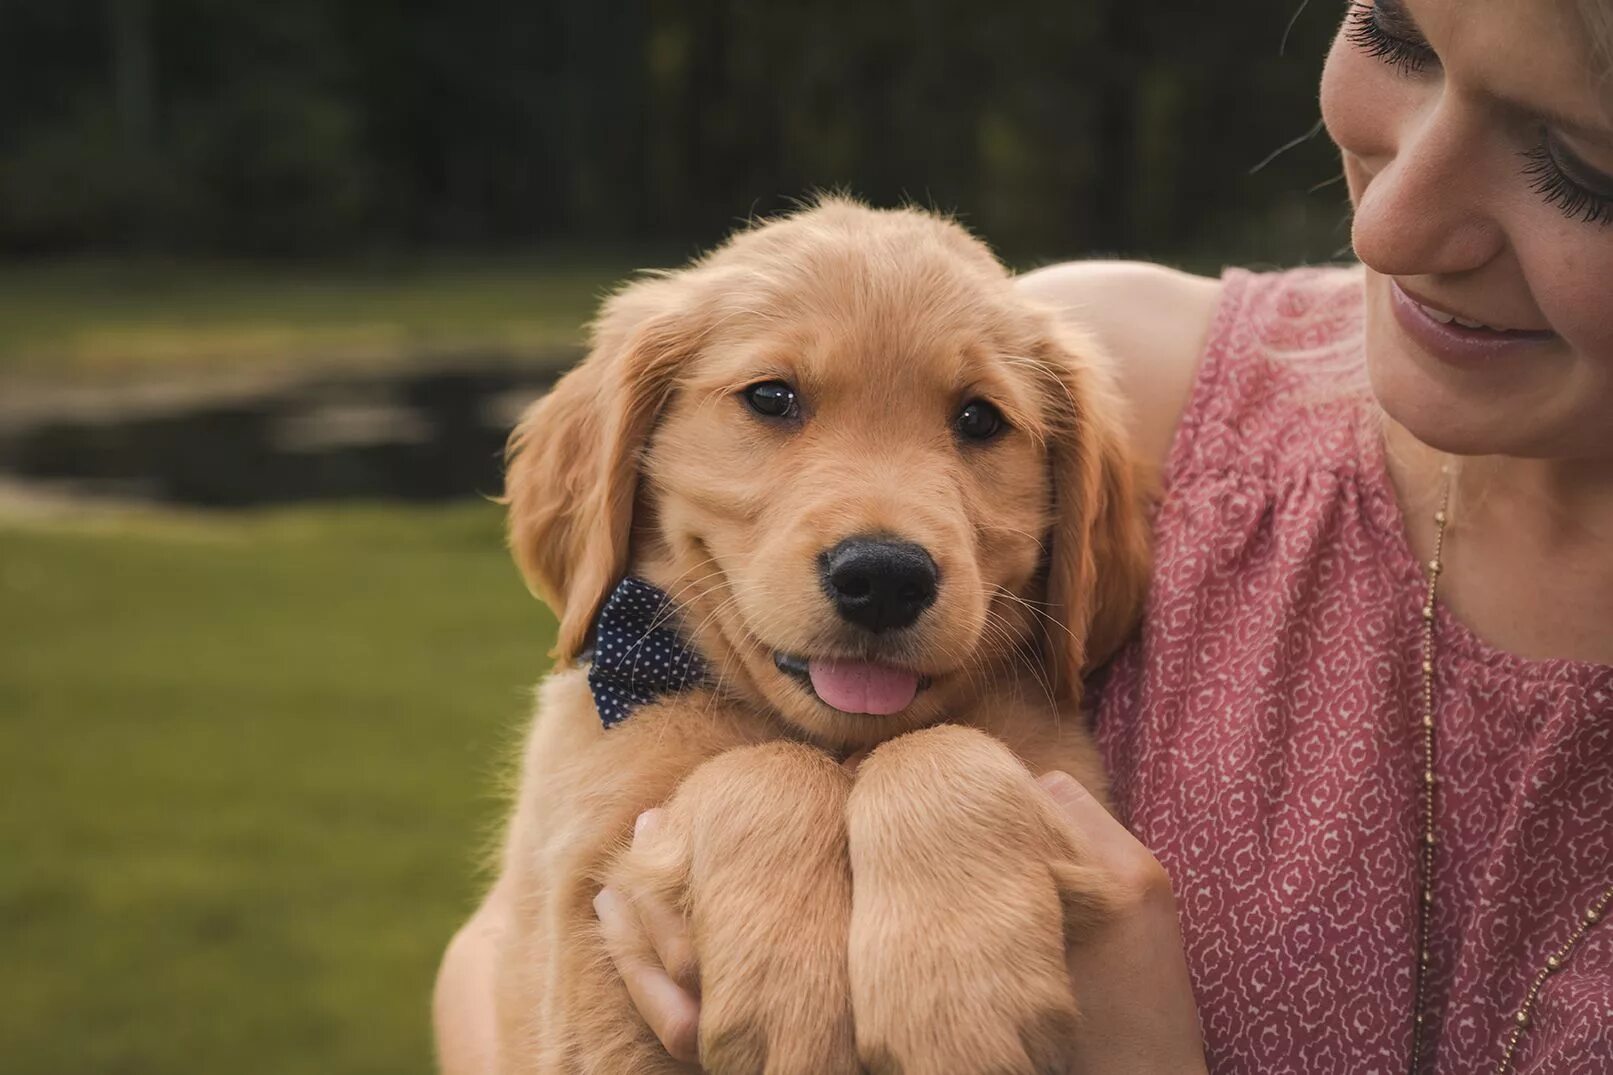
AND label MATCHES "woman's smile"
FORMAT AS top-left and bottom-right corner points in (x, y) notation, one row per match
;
(1388, 278), (1556, 370)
